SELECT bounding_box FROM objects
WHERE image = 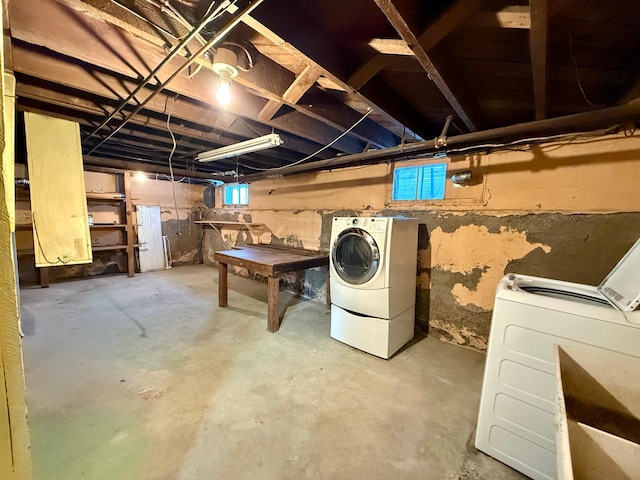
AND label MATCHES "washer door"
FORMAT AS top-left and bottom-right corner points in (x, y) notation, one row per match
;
(332, 228), (380, 285)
